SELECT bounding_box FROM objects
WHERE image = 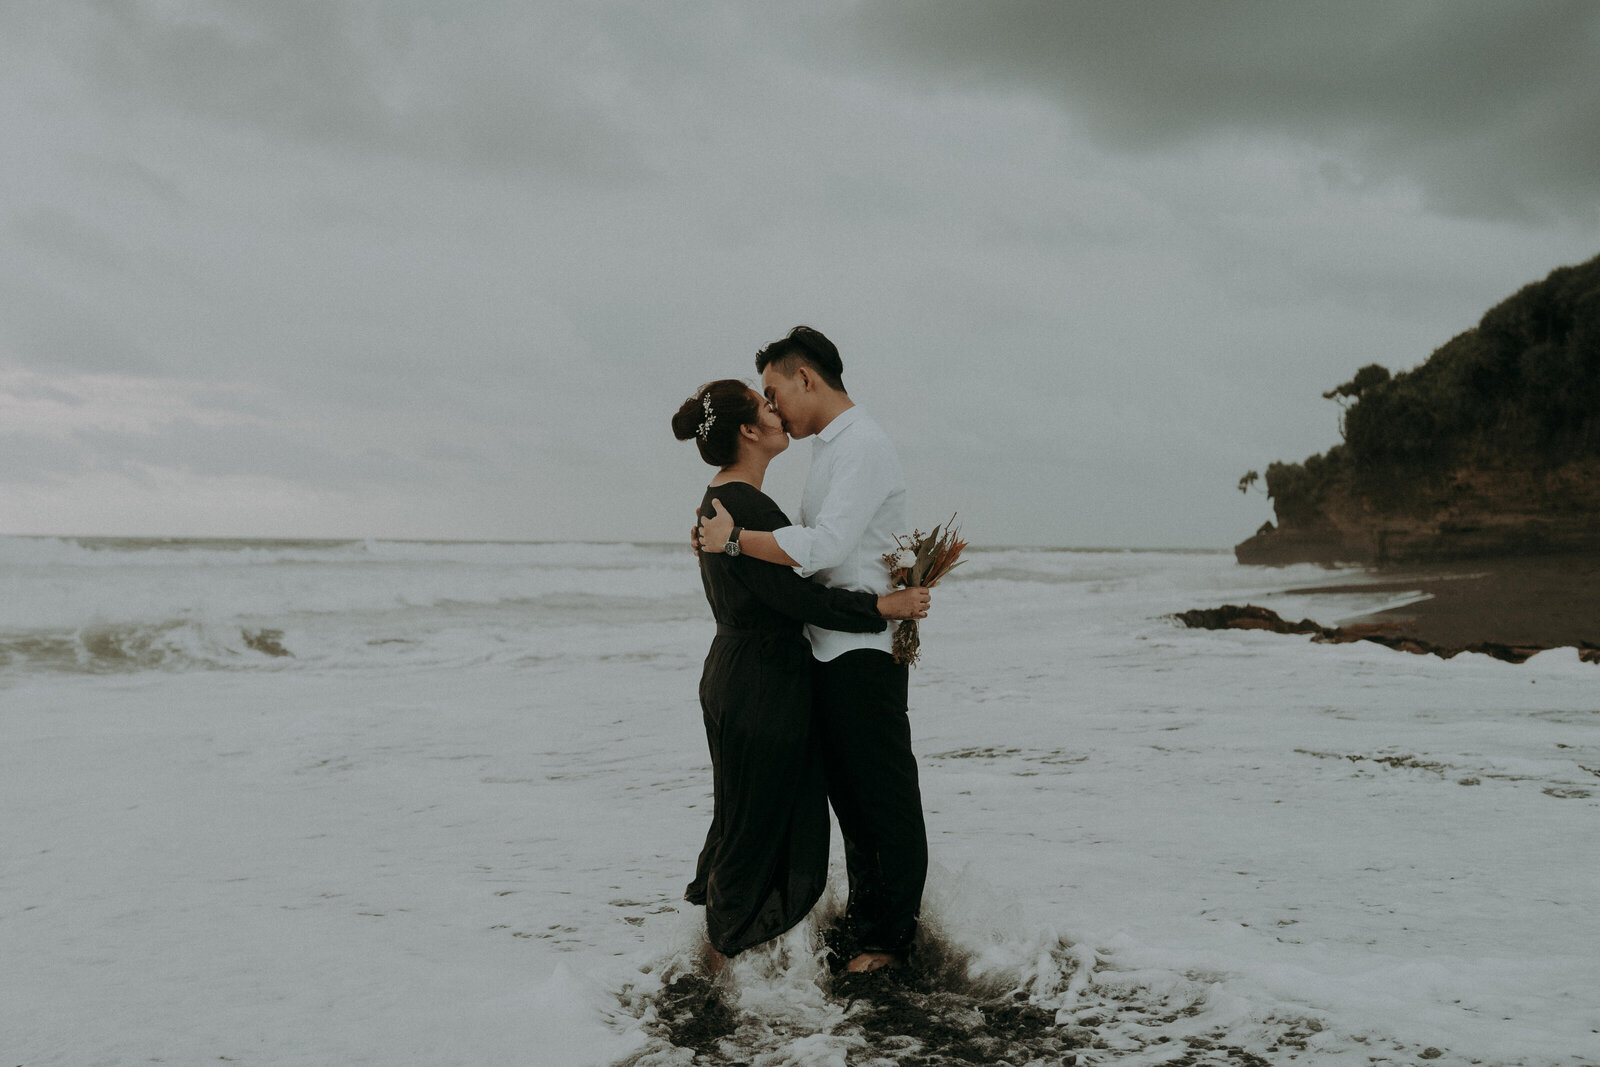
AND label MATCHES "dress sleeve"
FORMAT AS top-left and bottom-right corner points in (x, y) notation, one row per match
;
(727, 555), (888, 633)
(703, 484), (887, 634)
